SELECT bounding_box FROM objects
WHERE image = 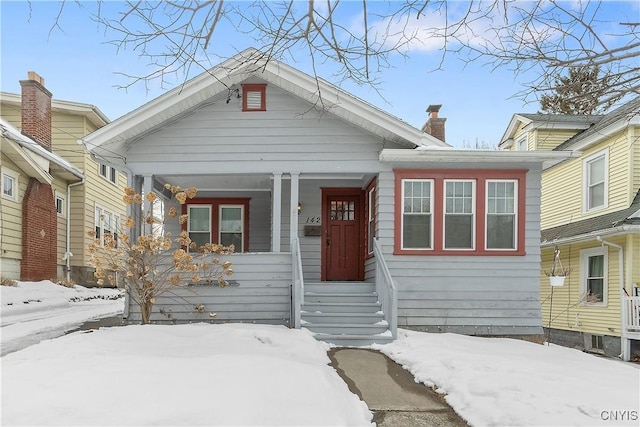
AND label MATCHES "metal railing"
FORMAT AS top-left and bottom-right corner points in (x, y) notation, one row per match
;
(291, 237), (304, 328)
(622, 295), (640, 336)
(373, 238), (397, 339)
